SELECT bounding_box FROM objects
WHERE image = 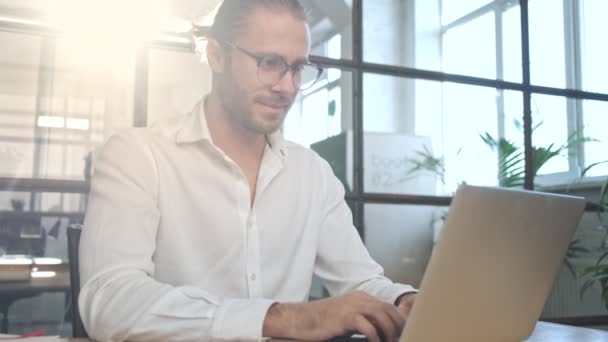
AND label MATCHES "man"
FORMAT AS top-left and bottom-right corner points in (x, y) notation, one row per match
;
(79, 1), (417, 341)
